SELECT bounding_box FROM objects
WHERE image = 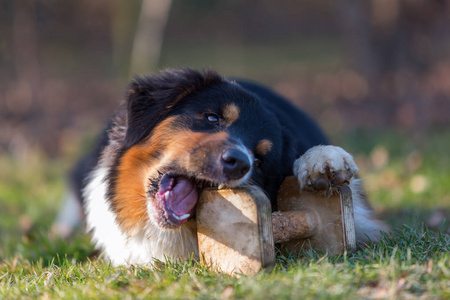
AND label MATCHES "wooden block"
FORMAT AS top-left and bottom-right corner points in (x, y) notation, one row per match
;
(196, 186), (275, 276)
(272, 209), (319, 243)
(276, 176), (356, 254)
(196, 176), (356, 275)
